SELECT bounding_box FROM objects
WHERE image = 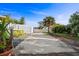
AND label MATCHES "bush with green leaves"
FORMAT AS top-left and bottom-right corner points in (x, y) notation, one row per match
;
(52, 24), (66, 33)
(69, 11), (79, 36)
(52, 23), (72, 34)
(65, 25), (72, 34)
